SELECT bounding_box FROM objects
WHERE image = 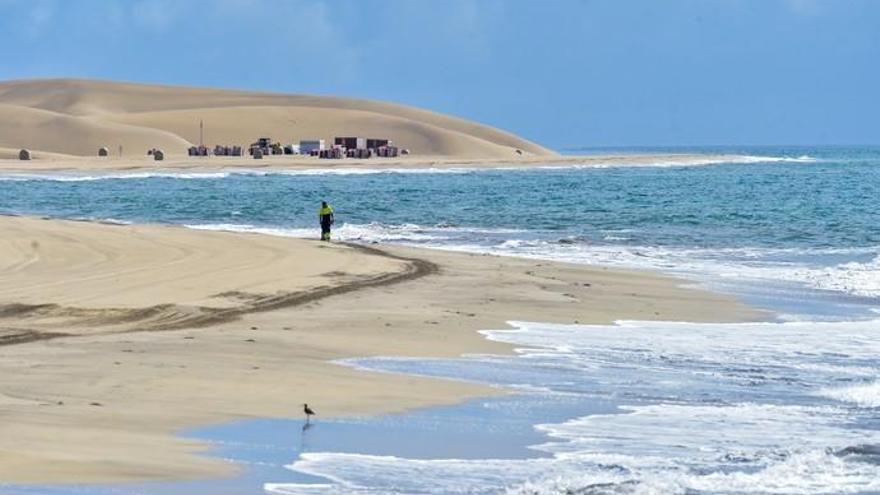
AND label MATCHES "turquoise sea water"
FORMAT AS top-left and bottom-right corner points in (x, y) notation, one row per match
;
(2, 146), (880, 494)
(3, 146), (879, 253)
